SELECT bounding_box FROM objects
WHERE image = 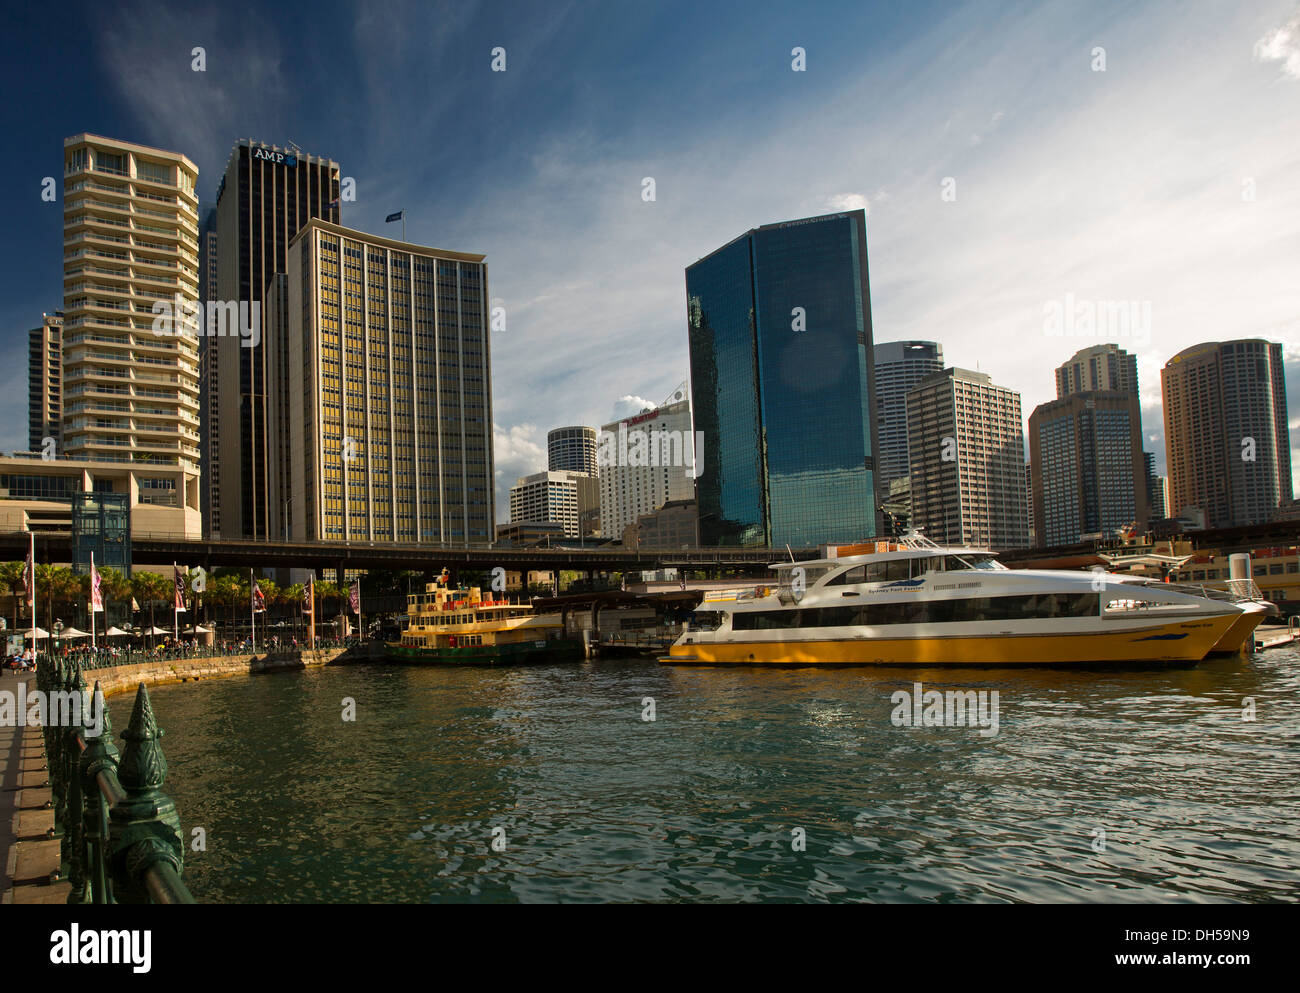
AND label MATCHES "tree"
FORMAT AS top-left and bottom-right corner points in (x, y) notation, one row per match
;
(130, 571), (170, 641)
